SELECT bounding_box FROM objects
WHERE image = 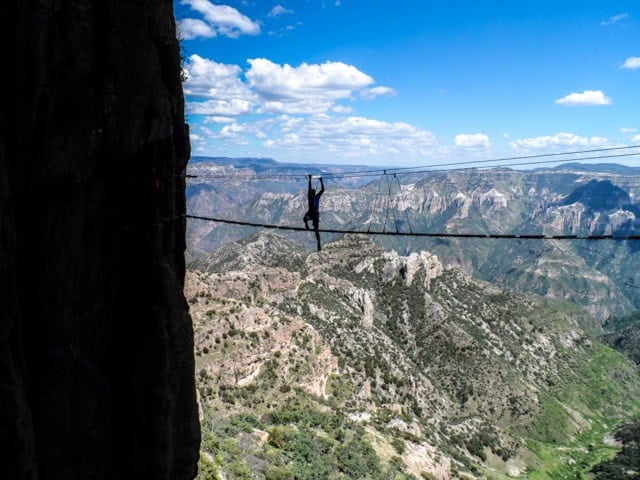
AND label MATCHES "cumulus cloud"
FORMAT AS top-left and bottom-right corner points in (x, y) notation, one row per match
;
(245, 58), (375, 113)
(257, 114), (438, 159)
(631, 134), (640, 143)
(219, 123), (250, 137)
(183, 55), (258, 117)
(621, 128), (638, 134)
(621, 57), (640, 70)
(196, 121), (268, 145)
(184, 55), (250, 99)
(259, 99), (335, 114)
(602, 13), (628, 26)
(204, 116), (236, 124)
(332, 105), (354, 114)
(555, 90), (612, 106)
(247, 58), (373, 99)
(455, 133), (491, 149)
(360, 86), (397, 100)
(510, 132), (611, 150)
(178, 18), (216, 40)
(268, 22), (301, 37)
(183, 55), (396, 116)
(268, 4), (293, 17)
(189, 99), (253, 116)
(180, 0), (260, 38)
